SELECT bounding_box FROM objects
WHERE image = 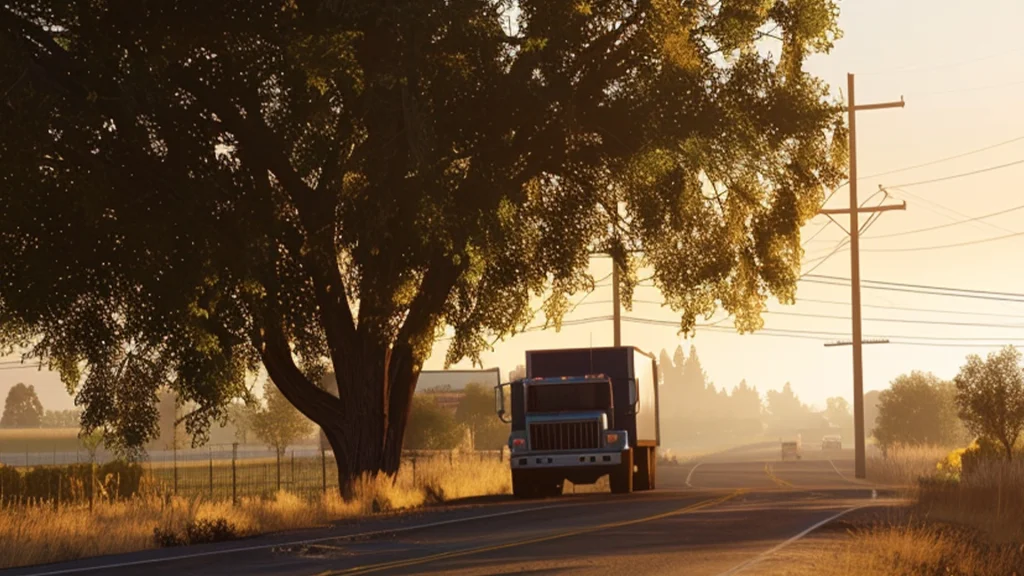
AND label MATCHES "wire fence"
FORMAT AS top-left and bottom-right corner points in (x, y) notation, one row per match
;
(0, 447), (508, 507)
